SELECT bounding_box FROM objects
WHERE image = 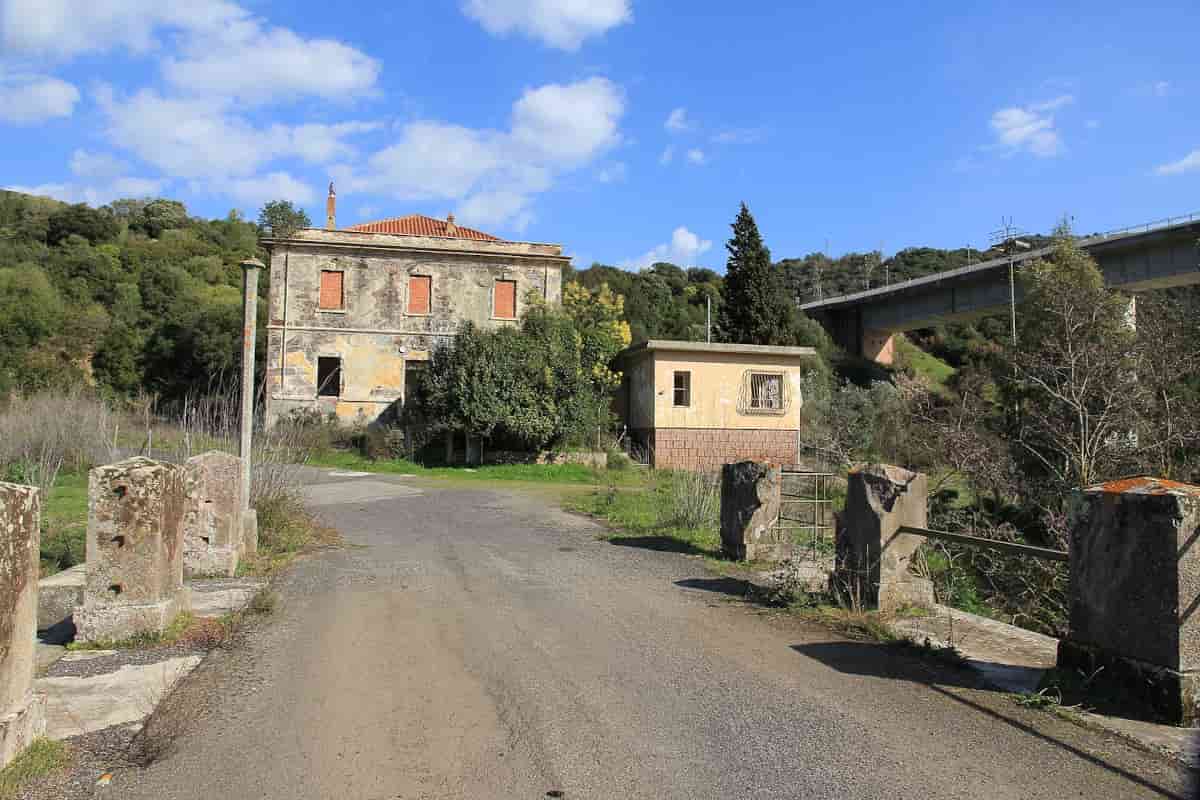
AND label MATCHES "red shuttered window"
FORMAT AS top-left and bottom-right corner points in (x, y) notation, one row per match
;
(319, 270), (344, 310)
(493, 279), (516, 319)
(408, 275), (431, 315)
